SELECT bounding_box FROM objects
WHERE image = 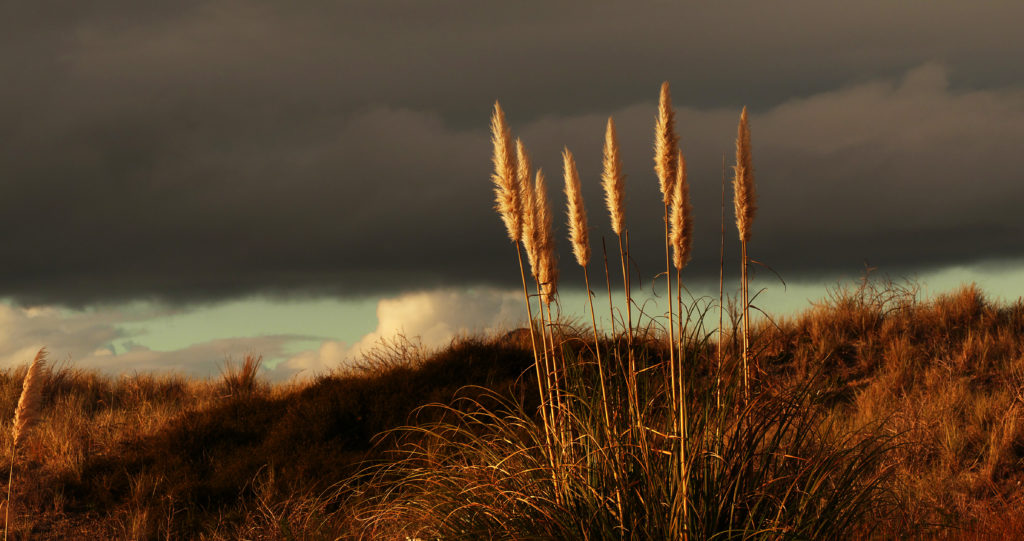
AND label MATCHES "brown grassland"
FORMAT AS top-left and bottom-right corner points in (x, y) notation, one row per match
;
(0, 281), (1022, 538)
